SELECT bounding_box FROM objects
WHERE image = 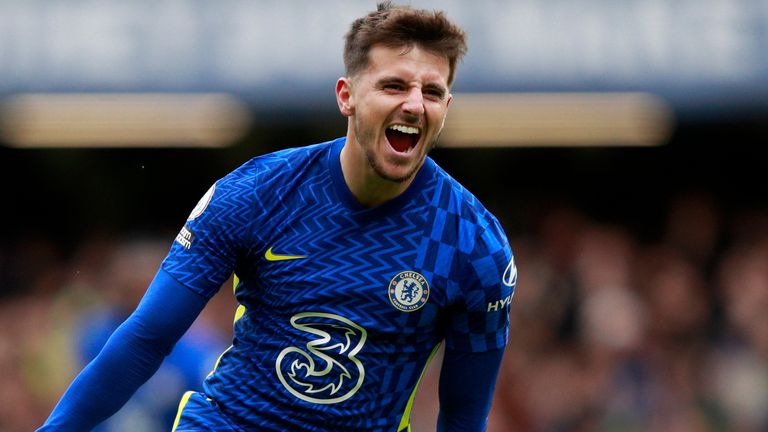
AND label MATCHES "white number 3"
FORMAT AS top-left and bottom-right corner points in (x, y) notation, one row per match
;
(276, 312), (367, 404)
